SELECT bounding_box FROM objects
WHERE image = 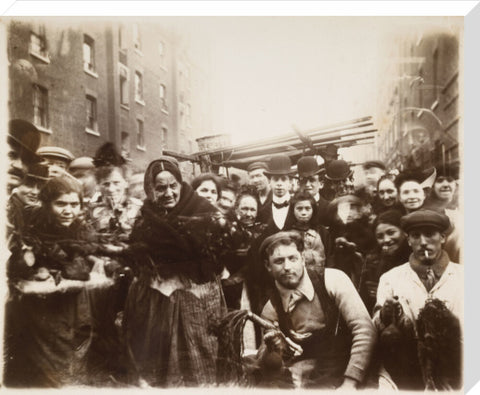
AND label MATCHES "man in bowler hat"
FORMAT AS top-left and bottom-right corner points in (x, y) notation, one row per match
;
(321, 159), (355, 201)
(257, 154), (295, 232)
